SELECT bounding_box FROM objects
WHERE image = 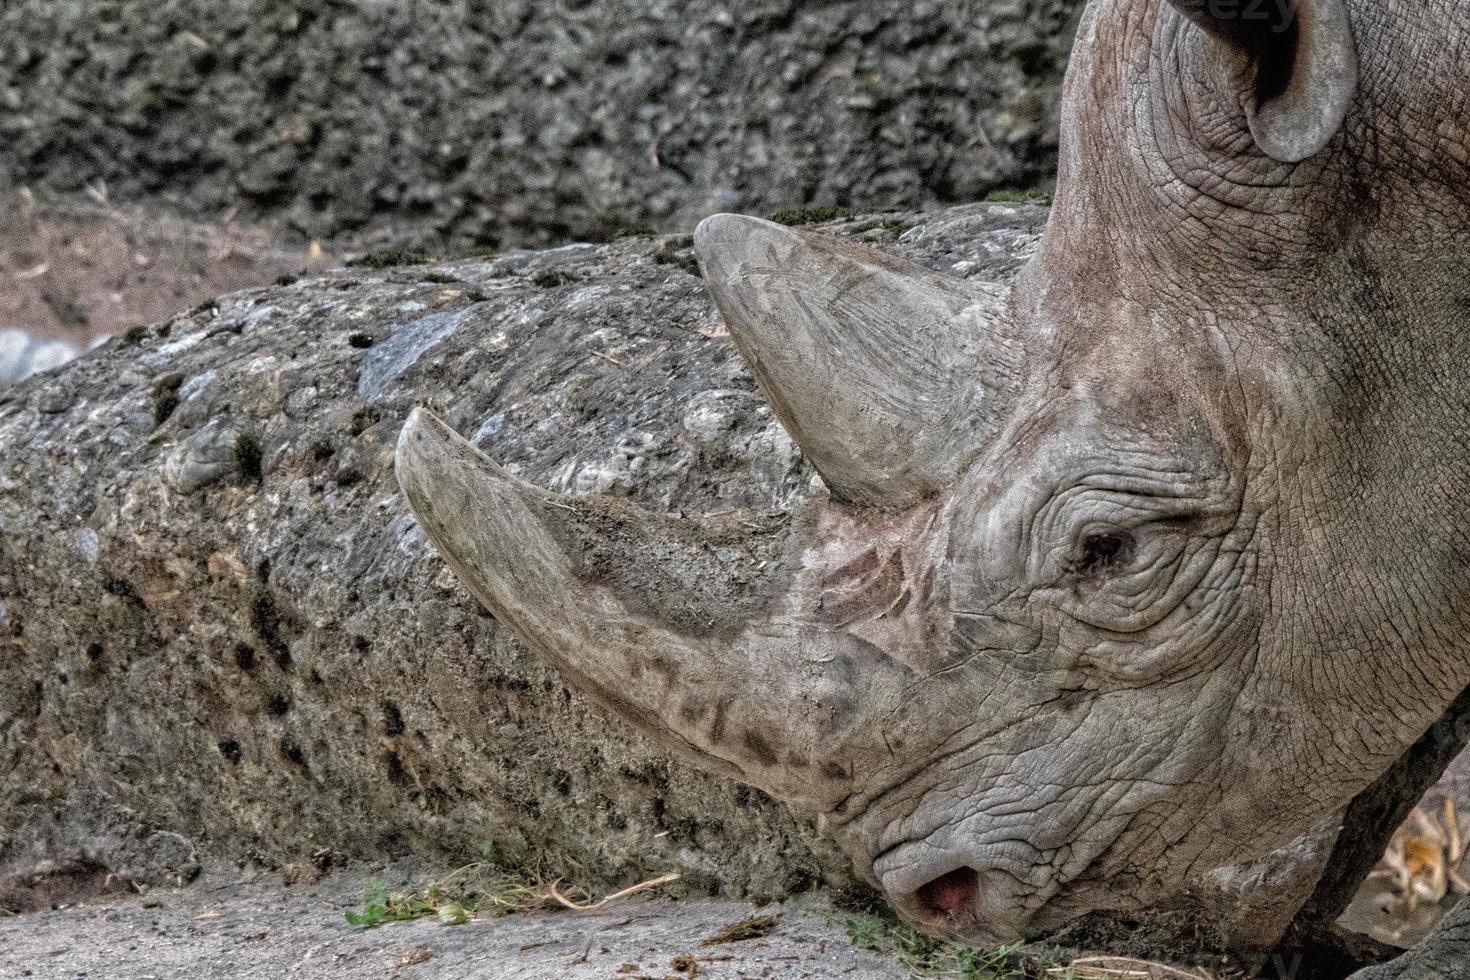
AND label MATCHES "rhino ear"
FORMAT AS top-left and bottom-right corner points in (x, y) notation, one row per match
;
(1166, 0), (1358, 163)
(693, 214), (1019, 508)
